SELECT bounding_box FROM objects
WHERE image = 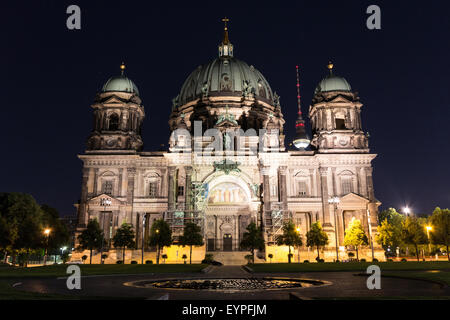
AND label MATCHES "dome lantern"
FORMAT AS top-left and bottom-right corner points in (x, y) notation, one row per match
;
(218, 17), (234, 58)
